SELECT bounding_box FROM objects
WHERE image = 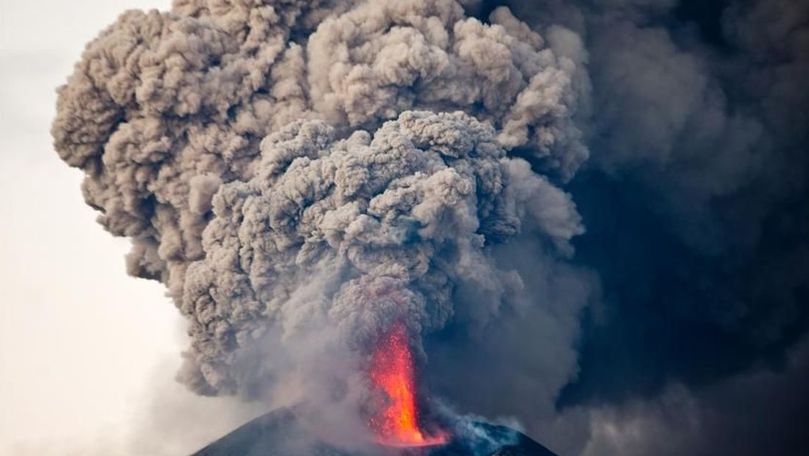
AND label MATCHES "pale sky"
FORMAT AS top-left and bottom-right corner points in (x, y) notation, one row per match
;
(0, 2), (259, 455)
